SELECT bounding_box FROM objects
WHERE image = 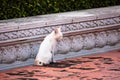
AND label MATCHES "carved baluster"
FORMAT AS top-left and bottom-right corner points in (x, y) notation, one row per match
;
(15, 44), (31, 61)
(29, 41), (41, 58)
(95, 31), (107, 48)
(2, 46), (16, 63)
(55, 37), (71, 54)
(106, 30), (119, 46)
(70, 35), (83, 52)
(82, 33), (95, 49)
